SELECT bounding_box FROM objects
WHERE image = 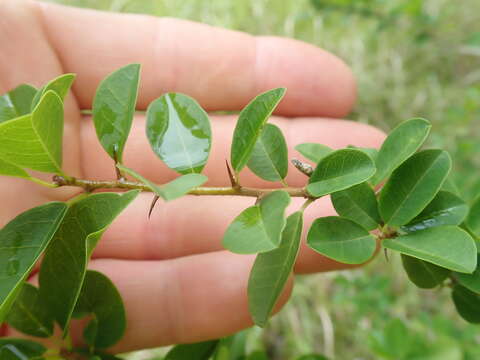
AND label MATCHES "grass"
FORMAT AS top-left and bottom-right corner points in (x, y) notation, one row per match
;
(43, 0), (480, 358)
